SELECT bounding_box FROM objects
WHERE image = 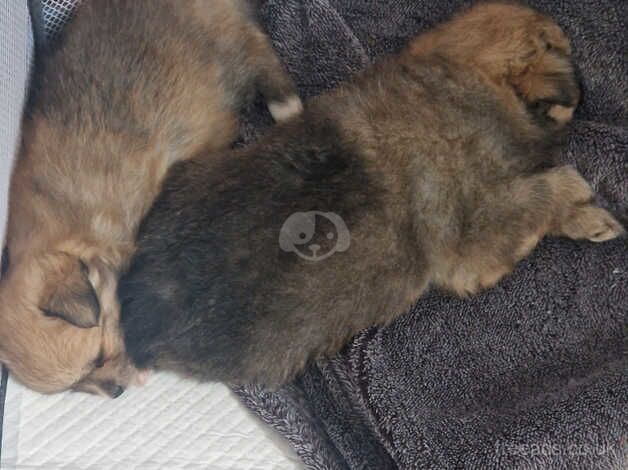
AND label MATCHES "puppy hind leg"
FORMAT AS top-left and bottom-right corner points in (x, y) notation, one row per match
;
(440, 167), (623, 298)
(440, 173), (566, 296)
(440, 198), (546, 296)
